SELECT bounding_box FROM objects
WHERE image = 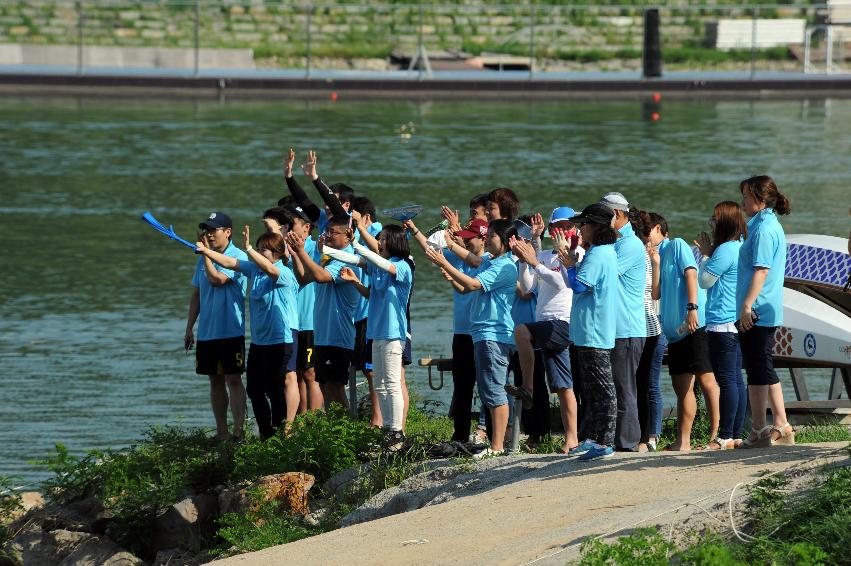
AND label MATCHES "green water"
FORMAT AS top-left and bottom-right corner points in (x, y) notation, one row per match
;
(1, 95), (849, 484)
